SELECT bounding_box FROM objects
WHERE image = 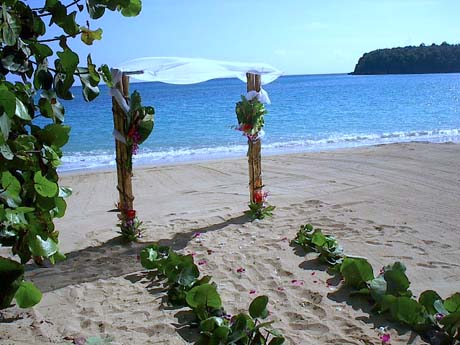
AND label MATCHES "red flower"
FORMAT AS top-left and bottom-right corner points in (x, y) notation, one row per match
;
(241, 123), (252, 132)
(254, 190), (264, 204)
(126, 209), (136, 219)
(127, 127), (136, 138)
